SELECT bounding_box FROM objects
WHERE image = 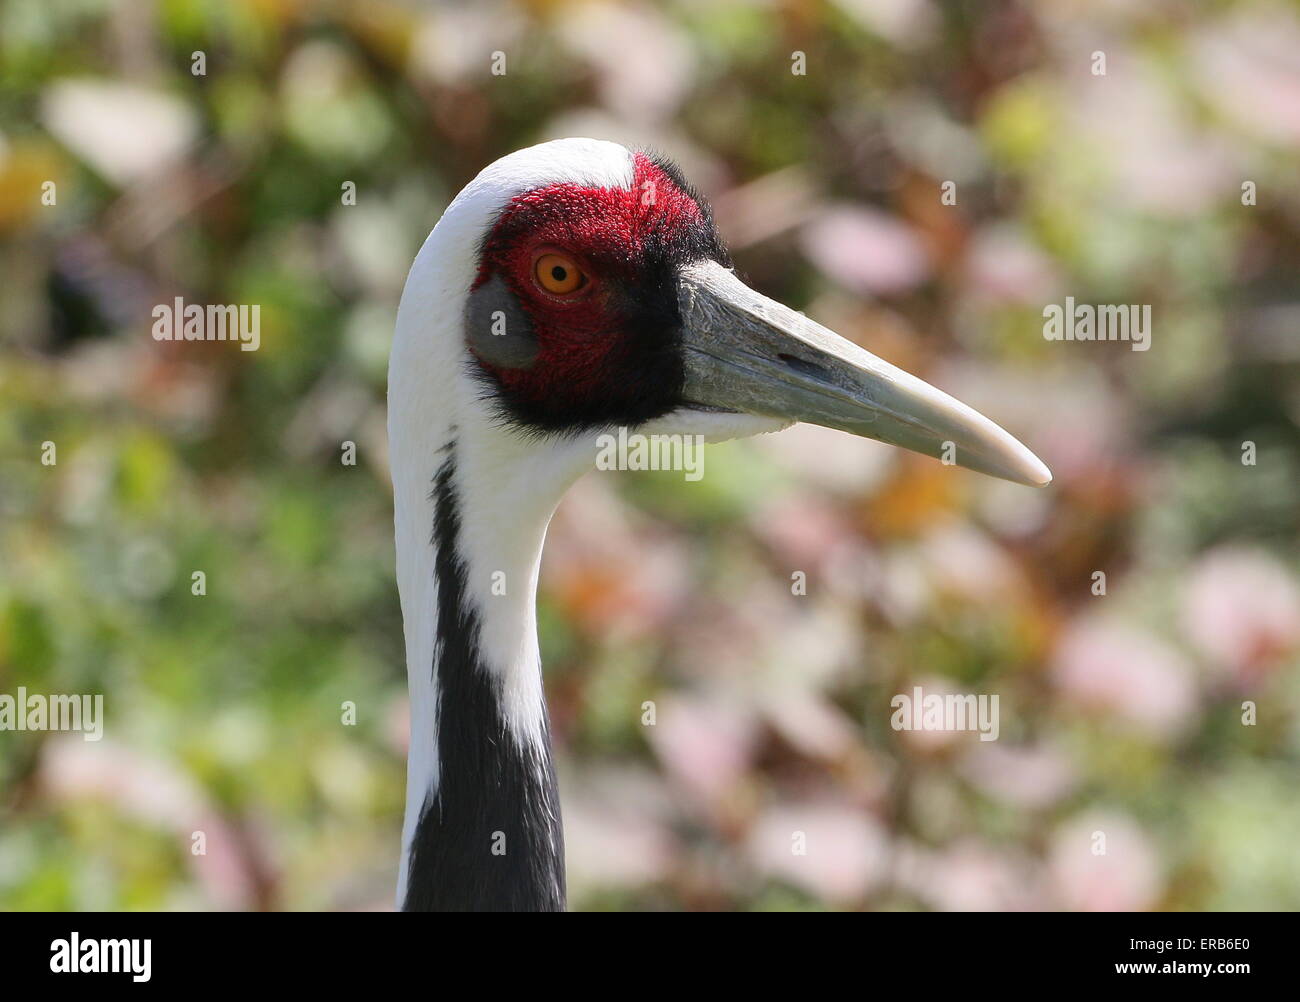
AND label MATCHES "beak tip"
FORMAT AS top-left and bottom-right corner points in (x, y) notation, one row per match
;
(1023, 455), (1053, 488)
(992, 437), (1052, 488)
